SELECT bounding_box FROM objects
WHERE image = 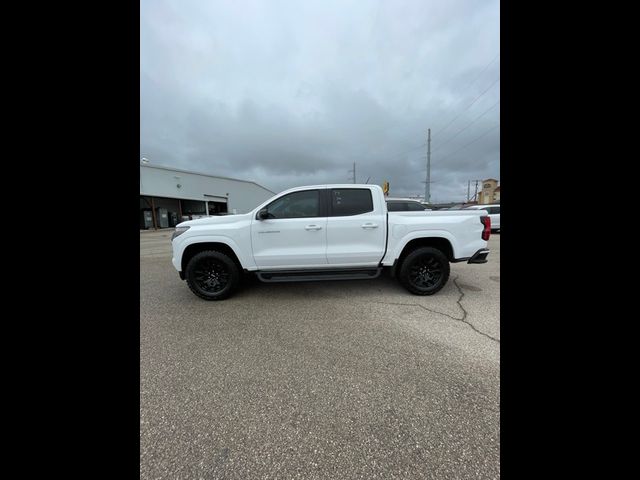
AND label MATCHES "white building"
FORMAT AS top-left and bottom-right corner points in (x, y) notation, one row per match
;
(140, 163), (275, 229)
